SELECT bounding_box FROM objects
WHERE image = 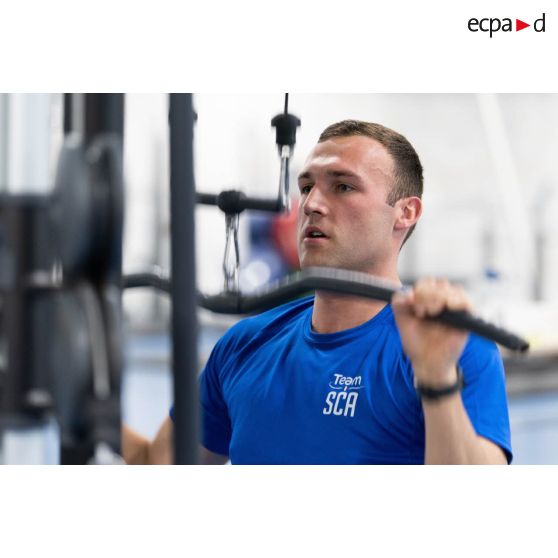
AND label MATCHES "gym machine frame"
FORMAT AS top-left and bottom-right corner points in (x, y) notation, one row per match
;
(0, 94), (125, 464)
